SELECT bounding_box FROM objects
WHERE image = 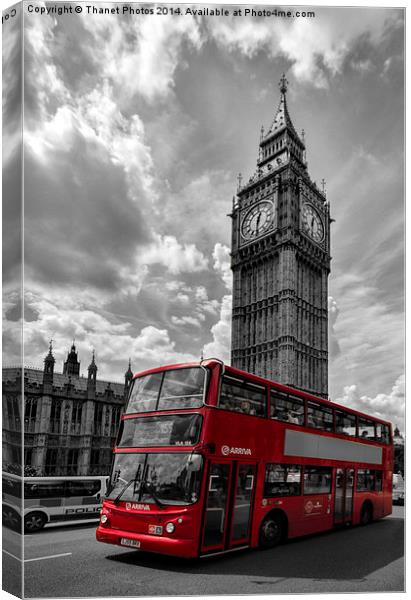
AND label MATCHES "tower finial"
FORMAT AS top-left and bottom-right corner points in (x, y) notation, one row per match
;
(48, 338), (53, 354)
(321, 178), (326, 195)
(279, 73), (288, 95)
